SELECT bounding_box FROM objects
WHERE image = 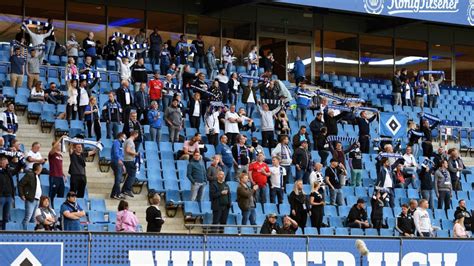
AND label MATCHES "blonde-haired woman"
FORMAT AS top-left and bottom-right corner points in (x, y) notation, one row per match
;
(309, 182), (325, 233)
(288, 180), (308, 233)
(146, 193), (165, 232)
(453, 214), (470, 238)
(66, 79), (78, 122)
